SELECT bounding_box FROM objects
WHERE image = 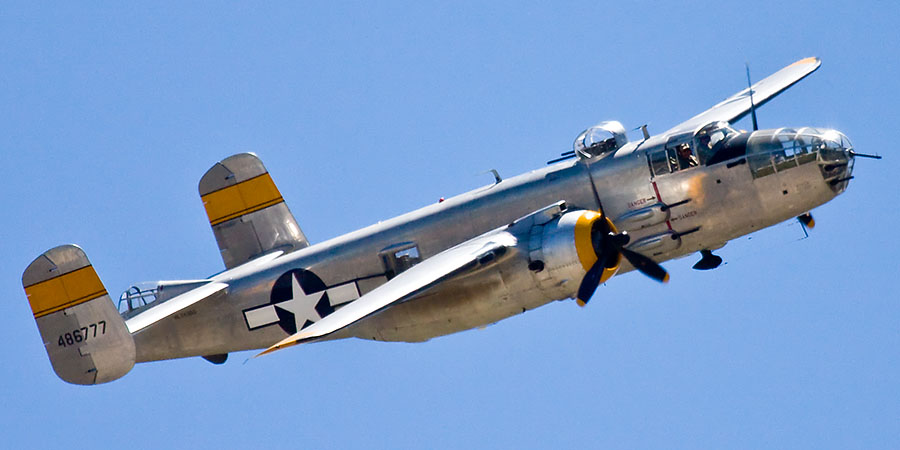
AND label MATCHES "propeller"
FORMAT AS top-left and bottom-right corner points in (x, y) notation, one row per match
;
(575, 211), (669, 306)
